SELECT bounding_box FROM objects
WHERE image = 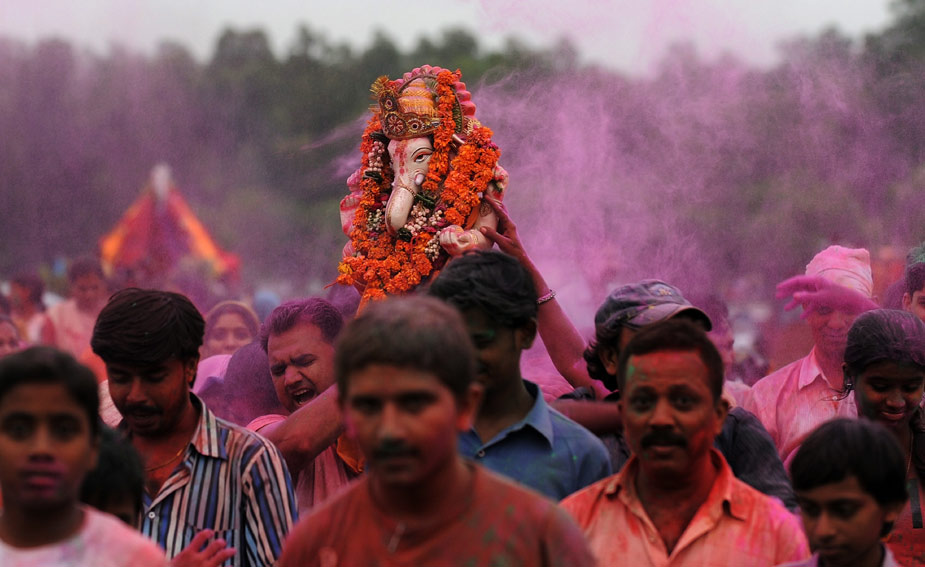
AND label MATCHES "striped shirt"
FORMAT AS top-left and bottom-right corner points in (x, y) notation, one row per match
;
(135, 395), (297, 566)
